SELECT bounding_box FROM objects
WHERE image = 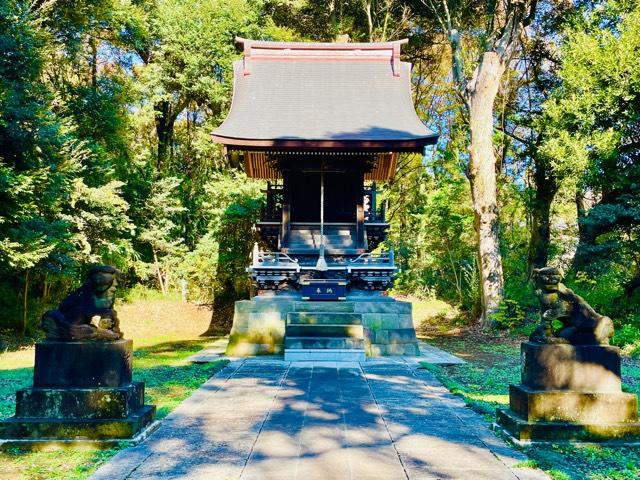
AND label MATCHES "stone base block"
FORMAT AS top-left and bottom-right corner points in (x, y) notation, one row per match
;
(366, 343), (420, 356)
(15, 382), (145, 420)
(0, 420), (160, 451)
(226, 333), (283, 356)
(34, 340), (133, 388)
(509, 384), (638, 423)
(1, 340), (156, 448)
(497, 408), (640, 443)
(521, 342), (621, 392)
(0, 405), (156, 442)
